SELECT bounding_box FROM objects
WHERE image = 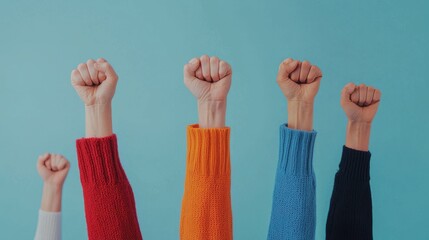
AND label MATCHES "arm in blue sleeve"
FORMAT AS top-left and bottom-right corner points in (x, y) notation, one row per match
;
(268, 124), (317, 240)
